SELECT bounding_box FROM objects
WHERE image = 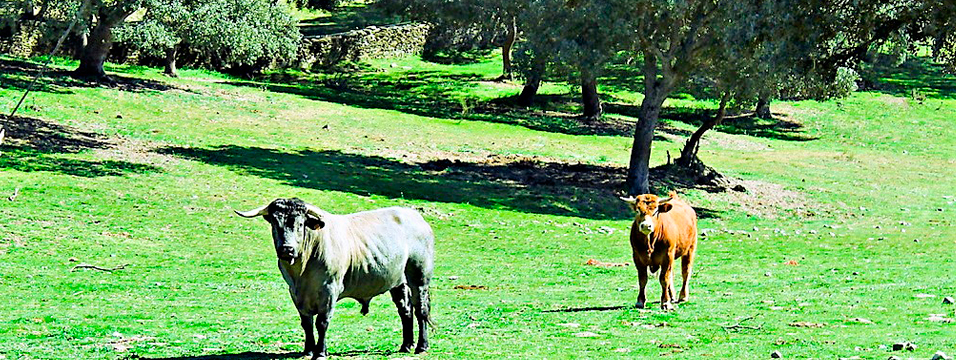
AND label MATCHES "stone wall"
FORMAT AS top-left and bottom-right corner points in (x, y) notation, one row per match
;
(298, 22), (430, 70)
